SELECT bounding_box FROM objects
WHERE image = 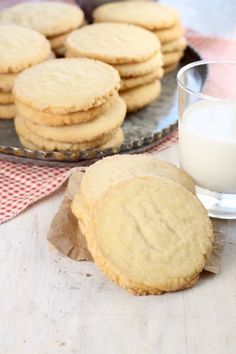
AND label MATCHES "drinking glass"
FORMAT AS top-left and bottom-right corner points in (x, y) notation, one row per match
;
(177, 60), (236, 219)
